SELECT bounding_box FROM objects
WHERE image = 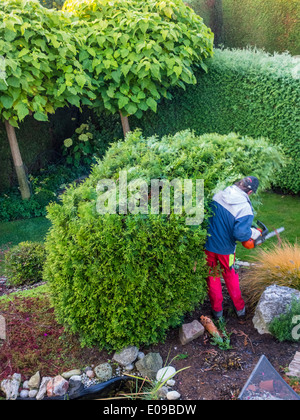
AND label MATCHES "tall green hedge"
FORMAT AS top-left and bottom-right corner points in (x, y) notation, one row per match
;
(222, 0), (300, 55)
(188, 0), (300, 55)
(131, 48), (300, 194)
